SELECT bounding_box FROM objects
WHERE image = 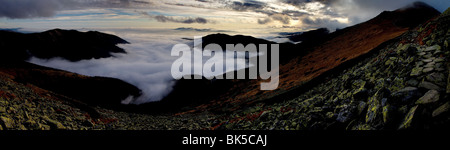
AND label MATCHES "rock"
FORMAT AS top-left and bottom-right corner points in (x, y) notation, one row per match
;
(418, 81), (441, 91)
(42, 116), (66, 130)
(424, 62), (435, 68)
(0, 106), (6, 113)
(447, 70), (450, 94)
(426, 72), (446, 86)
(382, 105), (395, 124)
(381, 98), (388, 107)
(398, 105), (419, 130)
(385, 57), (397, 66)
(357, 101), (367, 115)
(415, 90), (440, 104)
(422, 67), (434, 73)
(0, 116), (15, 129)
(406, 79), (419, 86)
(391, 87), (421, 103)
(410, 67), (423, 76)
(365, 90), (385, 124)
(434, 58), (444, 63)
(424, 45), (440, 51)
(353, 88), (369, 100)
(422, 58), (433, 63)
(432, 102), (450, 117)
(336, 110), (352, 123)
